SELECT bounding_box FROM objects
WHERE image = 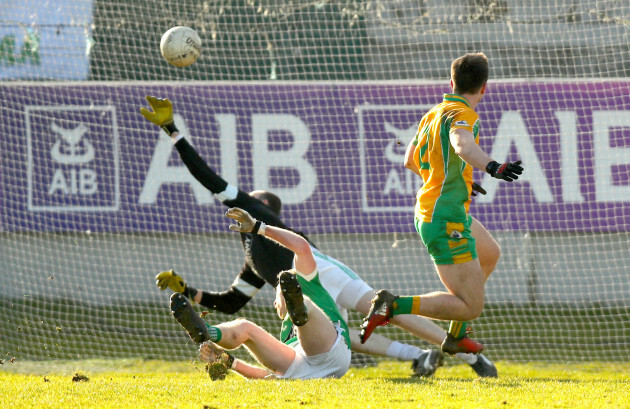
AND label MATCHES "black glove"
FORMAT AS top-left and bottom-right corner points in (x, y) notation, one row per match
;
(486, 160), (523, 182)
(471, 183), (486, 197)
